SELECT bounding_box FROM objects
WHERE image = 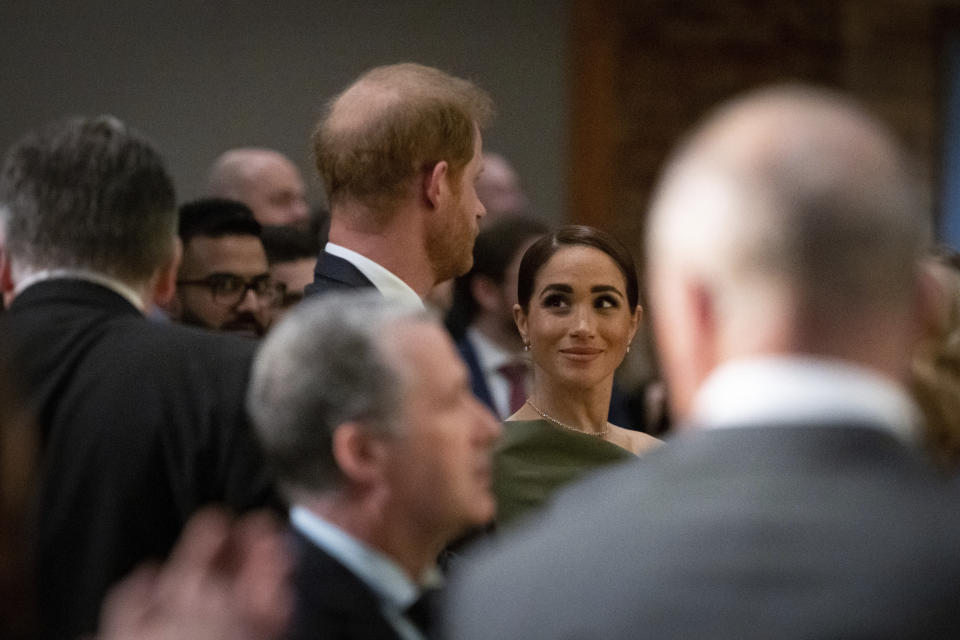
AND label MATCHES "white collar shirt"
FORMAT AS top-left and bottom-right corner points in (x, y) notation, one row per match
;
(14, 269), (145, 312)
(691, 355), (920, 444)
(324, 242), (424, 309)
